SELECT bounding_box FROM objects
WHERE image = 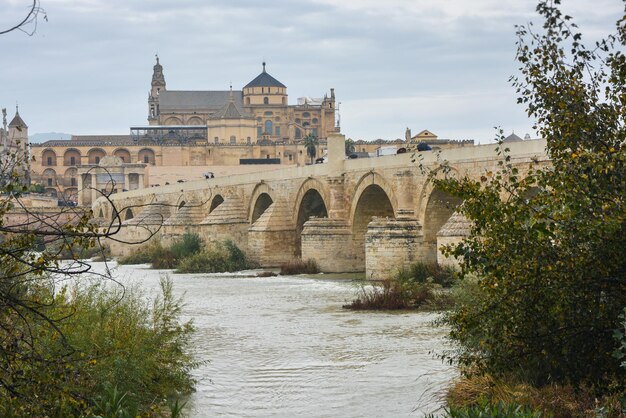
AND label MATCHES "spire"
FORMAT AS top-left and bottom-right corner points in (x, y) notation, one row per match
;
(151, 54), (166, 87)
(262, 61), (266, 73)
(9, 104), (27, 129)
(229, 83), (234, 102)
